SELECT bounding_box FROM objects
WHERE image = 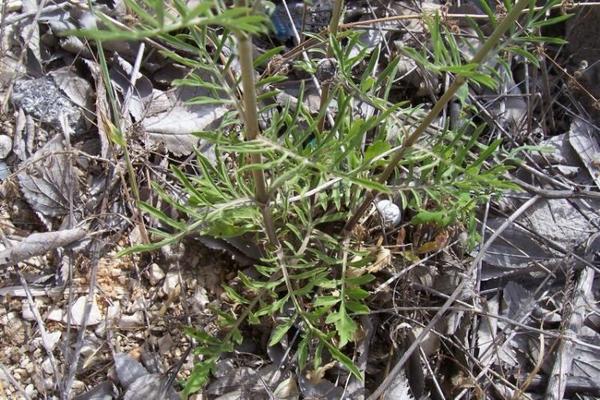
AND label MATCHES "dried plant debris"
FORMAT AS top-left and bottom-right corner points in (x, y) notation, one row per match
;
(17, 135), (81, 219)
(569, 119), (600, 189)
(1, 1), (600, 399)
(141, 85), (228, 156)
(0, 227), (86, 267)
